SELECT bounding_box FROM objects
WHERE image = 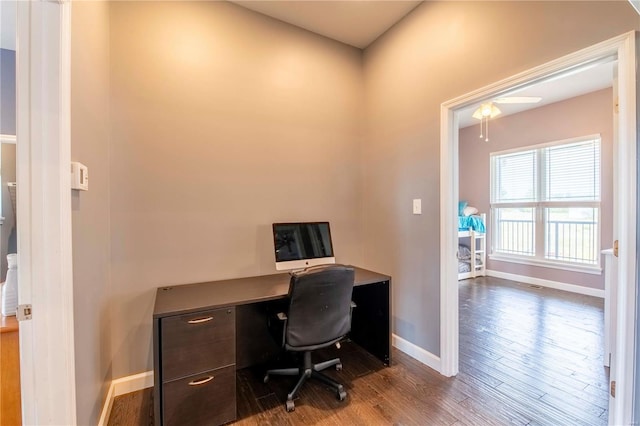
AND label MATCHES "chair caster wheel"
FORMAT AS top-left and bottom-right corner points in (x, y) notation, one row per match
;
(338, 390), (347, 401)
(263, 375), (269, 384)
(286, 400), (295, 412)
(336, 363), (343, 371)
